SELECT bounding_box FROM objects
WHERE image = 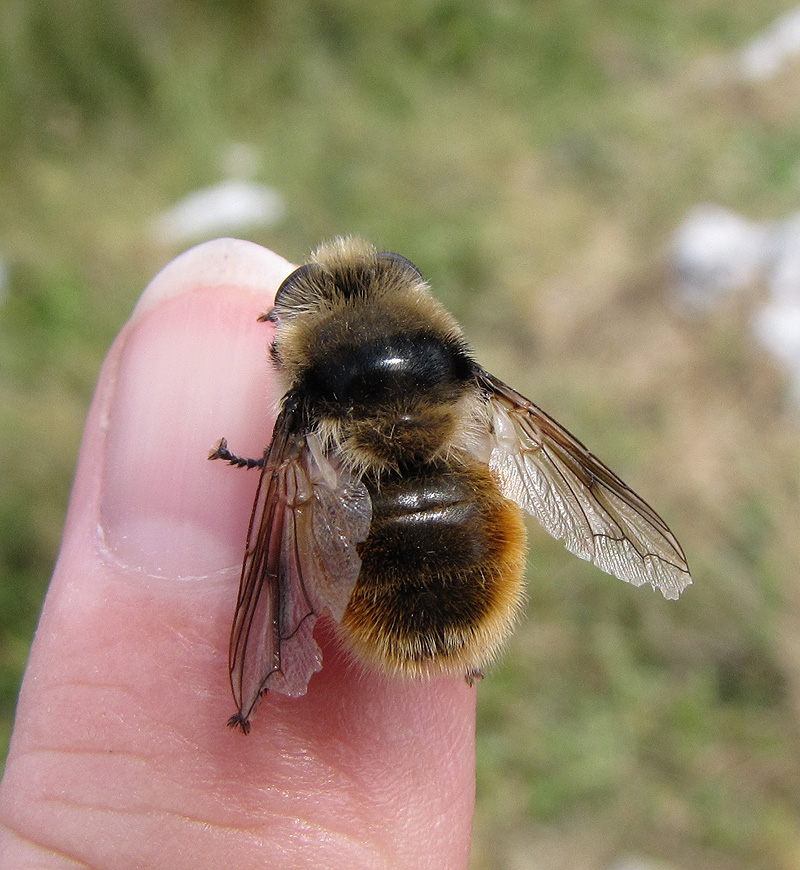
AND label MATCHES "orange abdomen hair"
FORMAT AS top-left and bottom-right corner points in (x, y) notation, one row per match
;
(340, 461), (528, 677)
